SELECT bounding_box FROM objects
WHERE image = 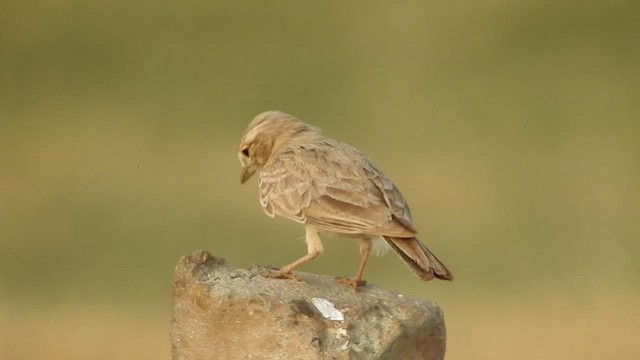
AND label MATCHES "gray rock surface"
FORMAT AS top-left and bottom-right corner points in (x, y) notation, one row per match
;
(170, 250), (447, 360)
